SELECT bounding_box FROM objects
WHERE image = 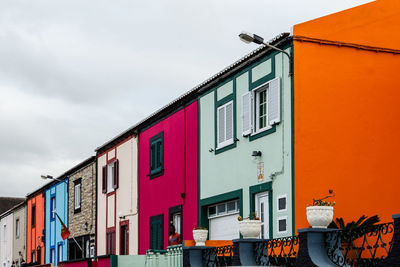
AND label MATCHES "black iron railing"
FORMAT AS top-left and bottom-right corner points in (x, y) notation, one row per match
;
(203, 245), (234, 267)
(326, 222), (394, 267)
(254, 235), (299, 266)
